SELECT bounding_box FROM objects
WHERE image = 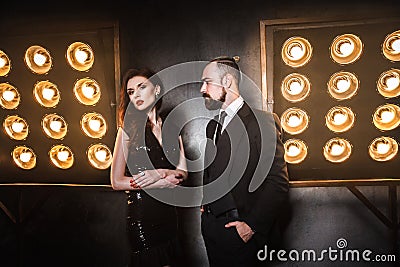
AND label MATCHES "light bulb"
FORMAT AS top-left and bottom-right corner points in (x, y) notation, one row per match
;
(33, 53), (47, 66)
(82, 84), (95, 98)
(289, 81), (302, 95)
(290, 45), (304, 60)
(49, 120), (62, 132)
(89, 119), (101, 131)
(75, 49), (88, 63)
(2, 90), (15, 101)
(336, 79), (350, 92)
(20, 152), (32, 163)
(57, 151), (69, 162)
(339, 42), (354, 56)
(11, 122), (24, 133)
(95, 150), (107, 162)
